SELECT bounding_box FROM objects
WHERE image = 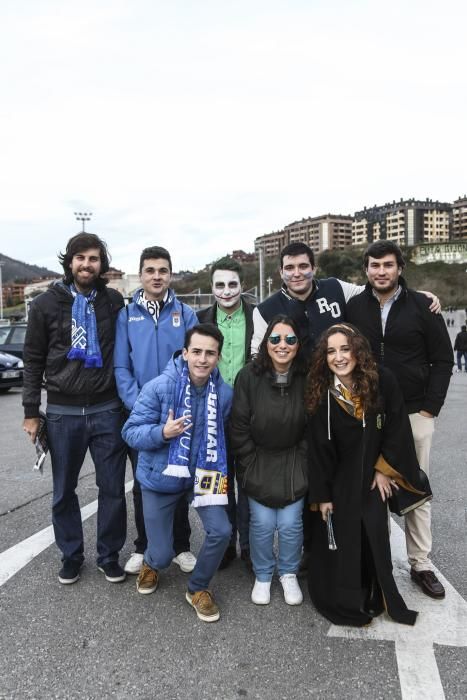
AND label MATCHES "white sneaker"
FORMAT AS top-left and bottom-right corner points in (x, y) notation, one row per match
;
(251, 579), (271, 605)
(172, 551), (197, 573)
(280, 574), (303, 605)
(124, 552), (144, 574)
